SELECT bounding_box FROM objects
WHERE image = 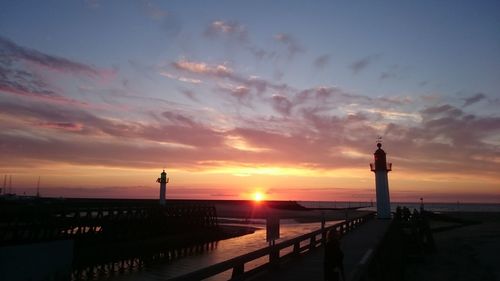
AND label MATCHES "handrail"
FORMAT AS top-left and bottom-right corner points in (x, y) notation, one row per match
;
(167, 213), (375, 281)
